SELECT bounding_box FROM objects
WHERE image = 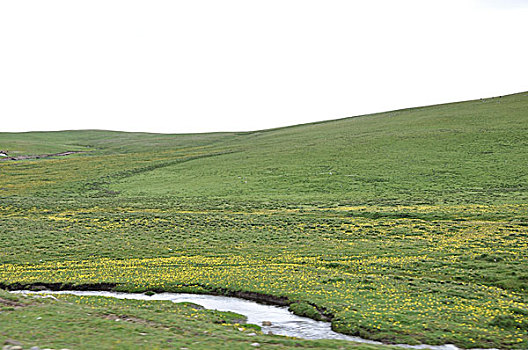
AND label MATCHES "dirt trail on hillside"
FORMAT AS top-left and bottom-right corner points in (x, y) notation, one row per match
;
(0, 151), (86, 161)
